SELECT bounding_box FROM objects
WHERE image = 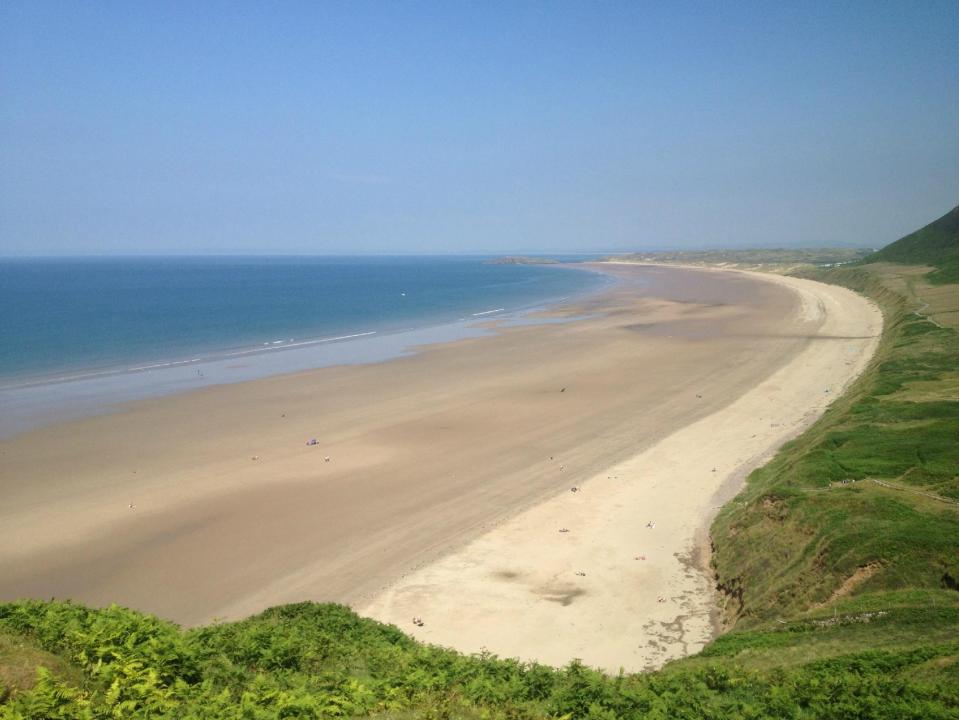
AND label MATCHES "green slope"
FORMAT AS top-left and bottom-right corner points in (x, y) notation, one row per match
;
(709, 268), (959, 628)
(867, 204), (959, 284)
(1, 599), (957, 719)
